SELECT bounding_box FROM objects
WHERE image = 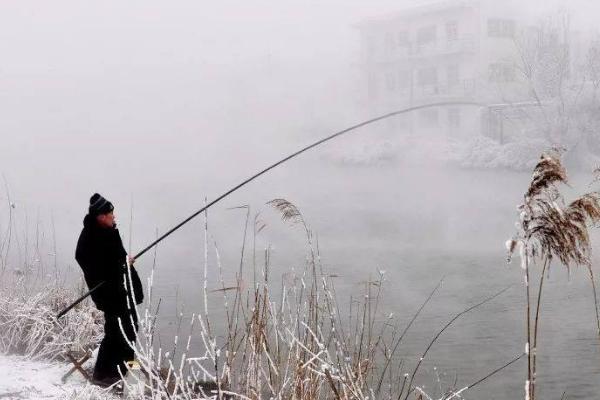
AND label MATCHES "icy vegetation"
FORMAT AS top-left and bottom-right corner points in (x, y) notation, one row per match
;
(449, 137), (550, 171)
(450, 137), (600, 172)
(0, 283), (102, 362)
